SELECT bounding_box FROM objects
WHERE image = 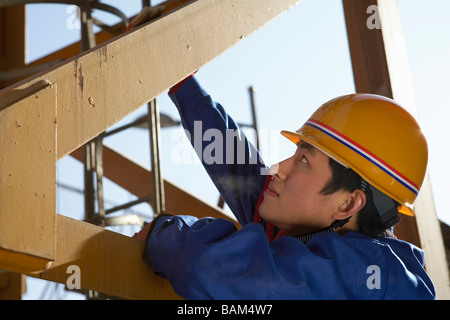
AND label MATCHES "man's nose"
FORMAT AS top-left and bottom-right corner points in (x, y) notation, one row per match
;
(272, 157), (292, 180)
